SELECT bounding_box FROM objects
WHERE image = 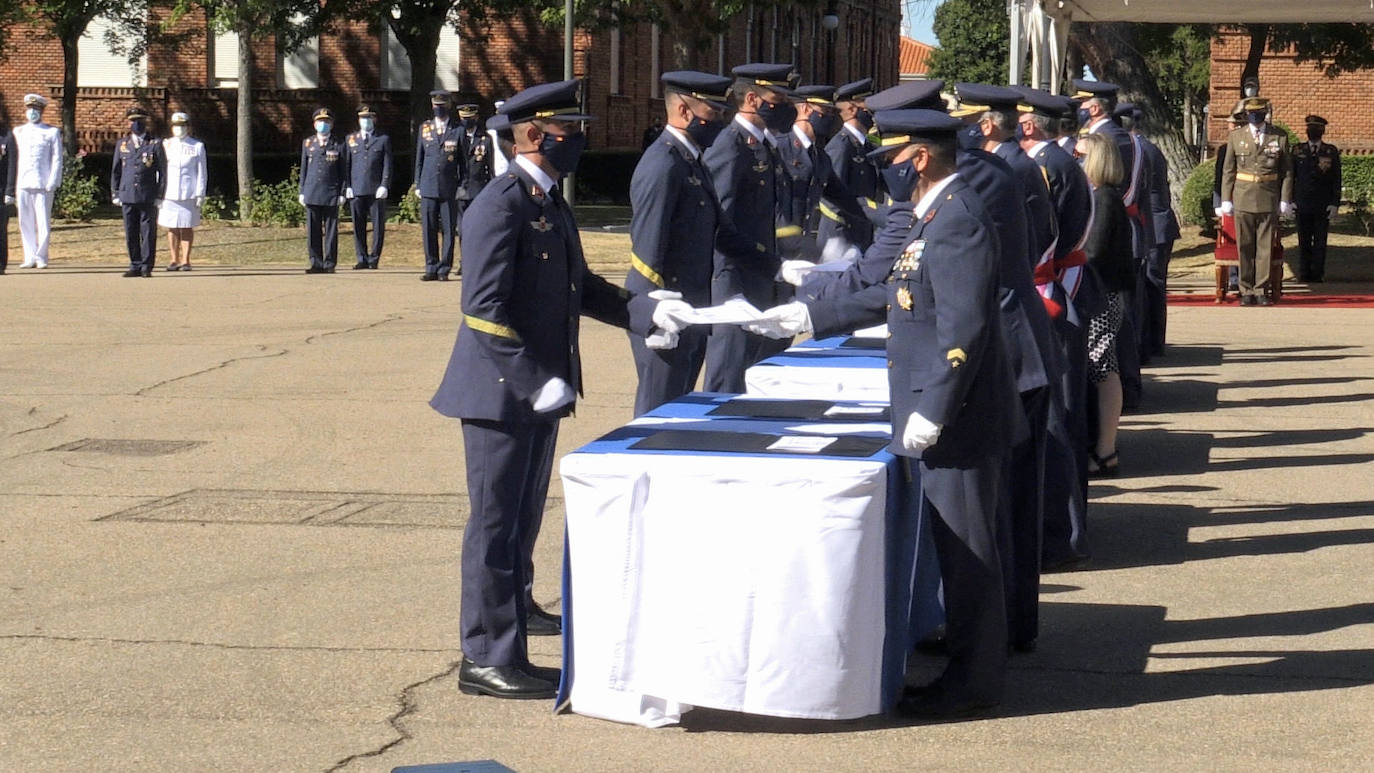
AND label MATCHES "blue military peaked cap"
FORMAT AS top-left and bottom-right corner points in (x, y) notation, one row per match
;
(731, 63), (796, 92)
(950, 83), (1021, 117)
(1072, 78), (1119, 103)
(1113, 101), (1143, 122)
(836, 78), (874, 102)
(1016, 88), (1074, 119)
(793, 84), (838, 106)
(125, 105), (150, 121)
(661, 71), (733, 110)
(486, 112), (510, 133)
(499, 79), (594, 124)
(429, 90), (452, 106)
(312, 107), (333, 122)
(864, 79), (946, 112)
(866, 109), (964, 157)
